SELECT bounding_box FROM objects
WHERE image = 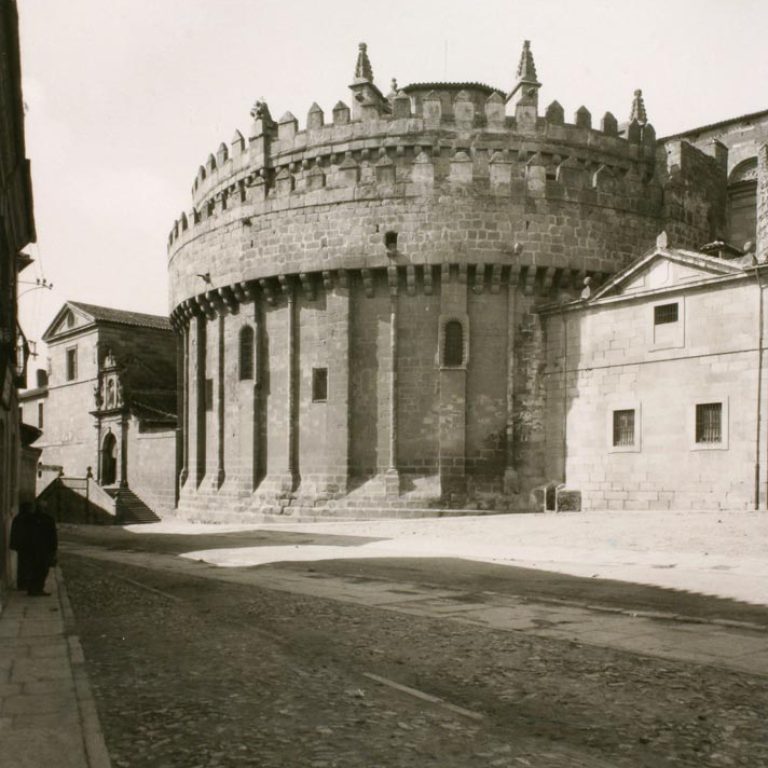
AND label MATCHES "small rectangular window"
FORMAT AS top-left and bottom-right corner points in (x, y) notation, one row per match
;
(654, 303), (678, 325)
(612, 409), (635, 447)
(312, 368), (328, 402)
(66, 348), (78, 381)
(696, 402), (722, 443)
(38, 402), (44, 429)
(204, 378), (214, 411)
